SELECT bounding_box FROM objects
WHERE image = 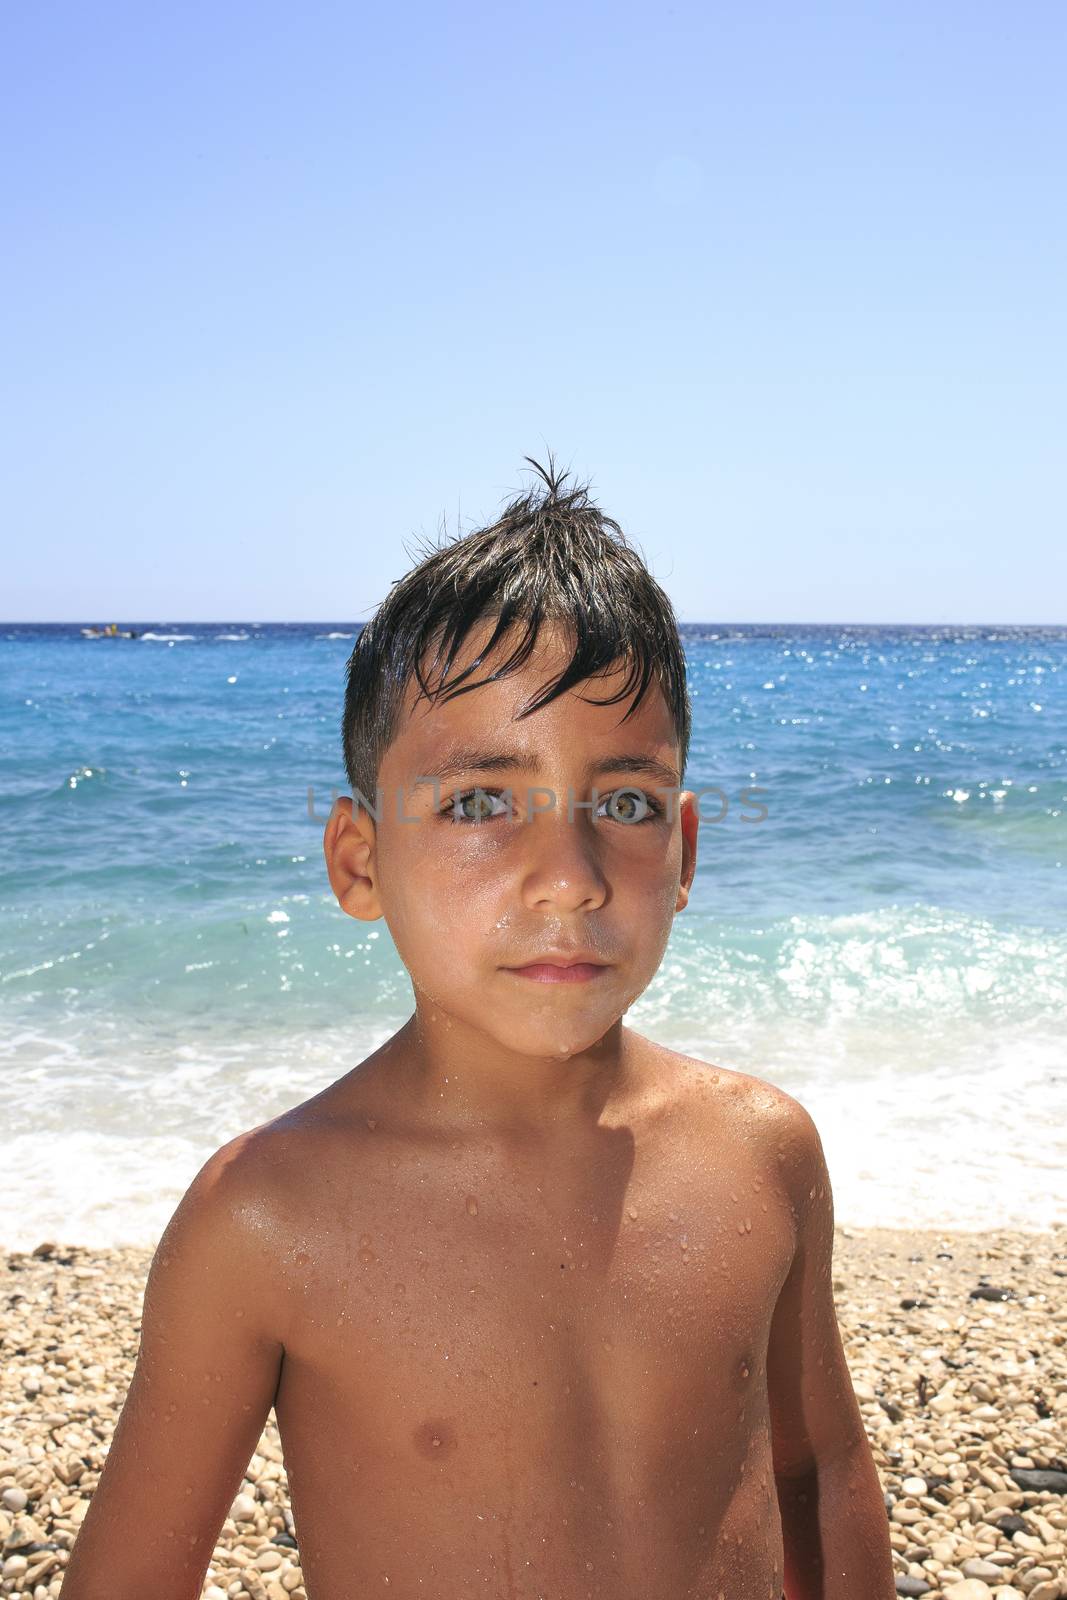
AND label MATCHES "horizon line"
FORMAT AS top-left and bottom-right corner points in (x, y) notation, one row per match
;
(2, 618), (1065, 631)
